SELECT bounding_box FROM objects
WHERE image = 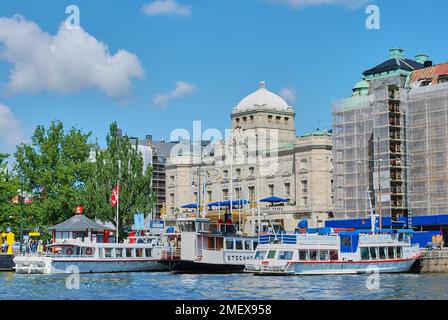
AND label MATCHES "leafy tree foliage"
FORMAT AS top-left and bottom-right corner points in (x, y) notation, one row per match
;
(0, 153), (20, 231)
(83, 122), (155, 238)
(14, 121), (94, 228)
